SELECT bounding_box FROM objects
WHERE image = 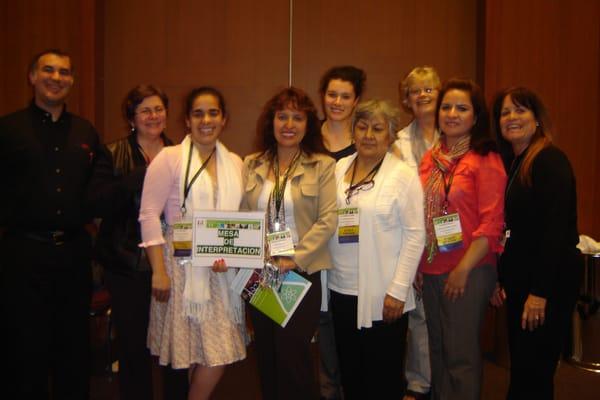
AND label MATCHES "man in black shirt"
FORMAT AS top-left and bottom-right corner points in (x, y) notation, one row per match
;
(0, 49), (104, 399)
